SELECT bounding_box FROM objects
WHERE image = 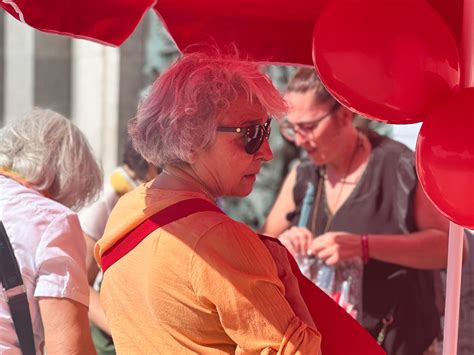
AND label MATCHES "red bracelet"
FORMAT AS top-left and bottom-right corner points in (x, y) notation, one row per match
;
(361, 234), (369, 264)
